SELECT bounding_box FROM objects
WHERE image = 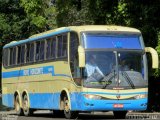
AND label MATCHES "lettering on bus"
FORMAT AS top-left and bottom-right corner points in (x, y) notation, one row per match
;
(23, 67), (44, 76)
(30, 68), (43, 75)
(23, 69), (29, 76)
